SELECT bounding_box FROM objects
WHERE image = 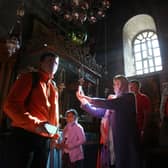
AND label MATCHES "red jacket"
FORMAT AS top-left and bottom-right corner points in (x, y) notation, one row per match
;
(135, 92), (151, 132)
(3, 70), (59, 138)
